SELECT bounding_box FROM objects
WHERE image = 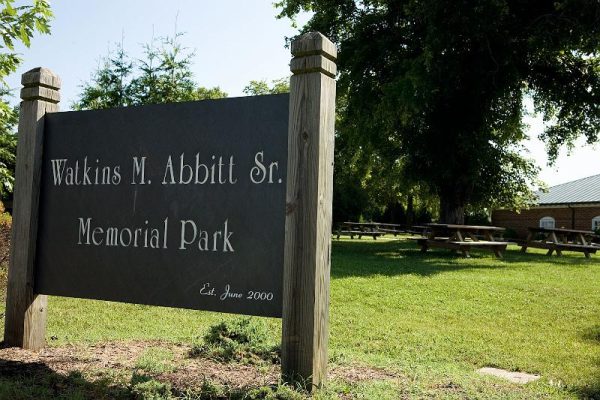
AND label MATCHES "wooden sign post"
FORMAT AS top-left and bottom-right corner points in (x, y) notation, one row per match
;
(282, 32), (337, 388)
(4, 67), (61, 350)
